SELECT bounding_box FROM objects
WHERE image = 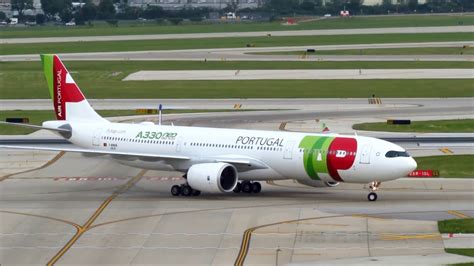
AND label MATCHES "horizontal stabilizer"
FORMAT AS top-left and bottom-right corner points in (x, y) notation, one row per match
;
(0, 121), (71, 133)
